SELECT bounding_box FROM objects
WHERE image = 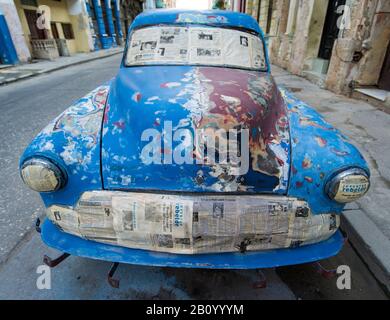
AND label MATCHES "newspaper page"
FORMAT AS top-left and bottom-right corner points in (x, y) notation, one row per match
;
(76, 193), (117, 243)
(126, 26), (267, 70)
(127, 26), (189, 64)
(47, 205), (80, 235)
(48, 192), (340, 254)
(250, 34), (267, 69)
(189, 27), (223, 65)
(157, 26), (189, 62)
(127, 27), (160, 64)
(237, 197), (292, 249)
(111, 195), (194, 252)
(223, 29), (251, 68)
